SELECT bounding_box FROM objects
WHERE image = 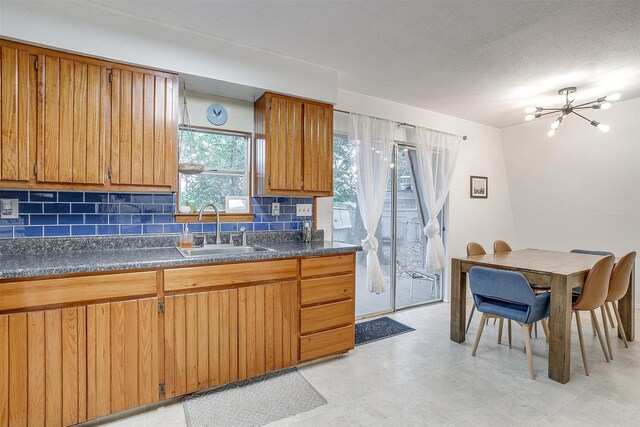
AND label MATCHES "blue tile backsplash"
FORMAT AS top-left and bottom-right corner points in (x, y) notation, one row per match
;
(0, 190), (313, 239)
